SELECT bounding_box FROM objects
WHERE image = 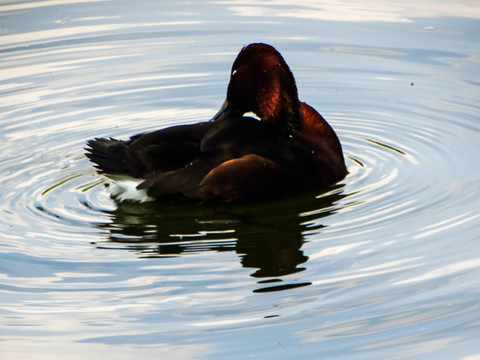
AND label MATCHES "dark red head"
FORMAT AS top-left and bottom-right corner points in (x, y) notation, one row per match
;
(225, 43), (303, 133)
